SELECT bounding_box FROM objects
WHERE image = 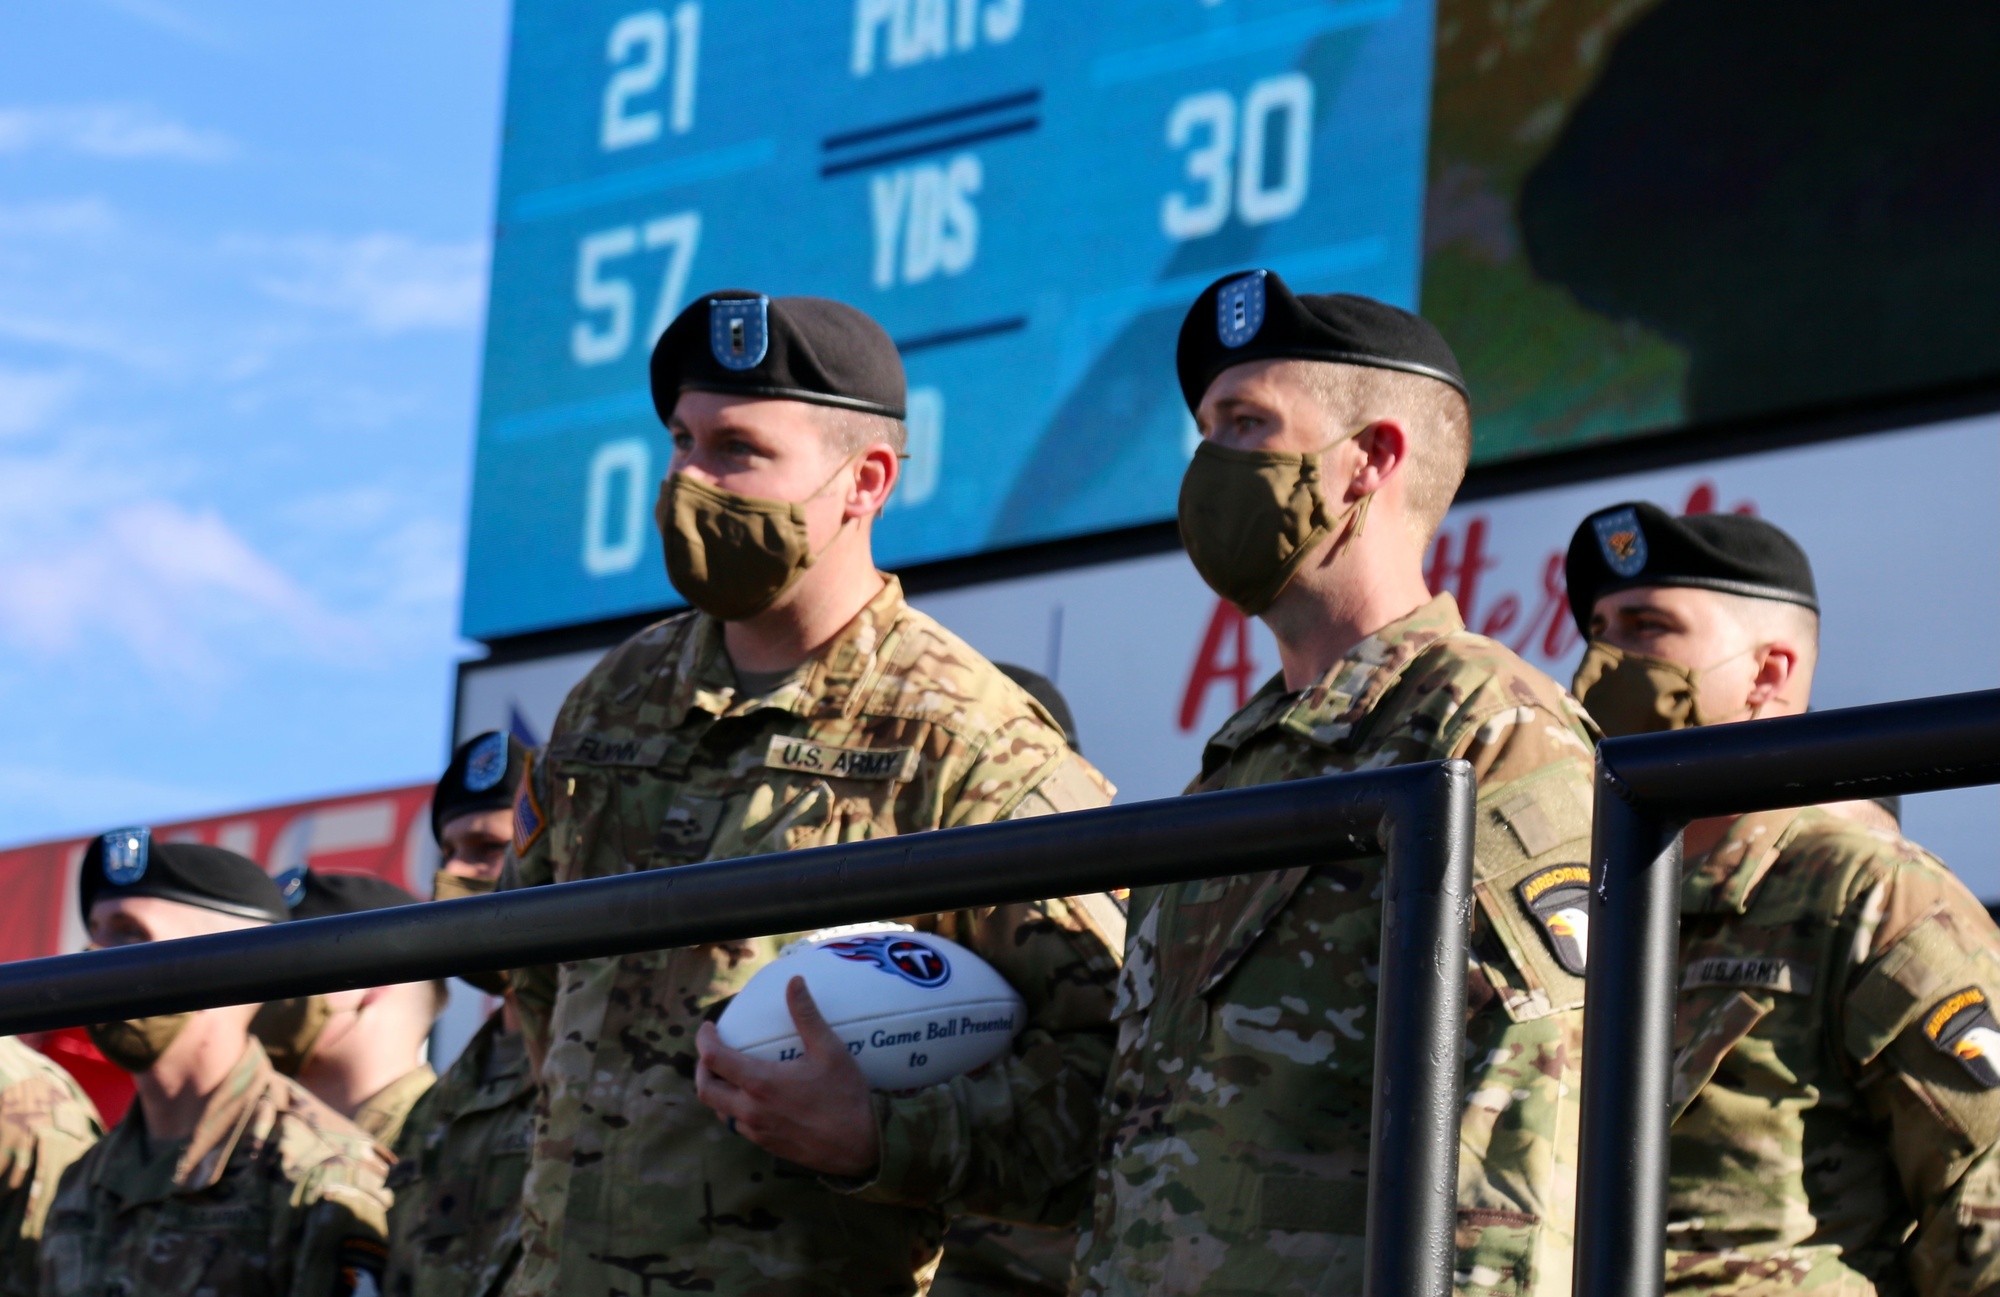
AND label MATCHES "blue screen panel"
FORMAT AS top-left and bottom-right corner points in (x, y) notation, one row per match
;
(464, 0), (1435, 640)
